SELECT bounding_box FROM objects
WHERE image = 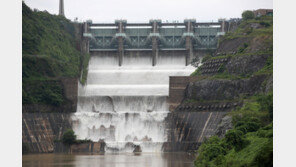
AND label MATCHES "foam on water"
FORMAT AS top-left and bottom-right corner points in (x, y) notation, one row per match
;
(72, 54), (195, 152)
